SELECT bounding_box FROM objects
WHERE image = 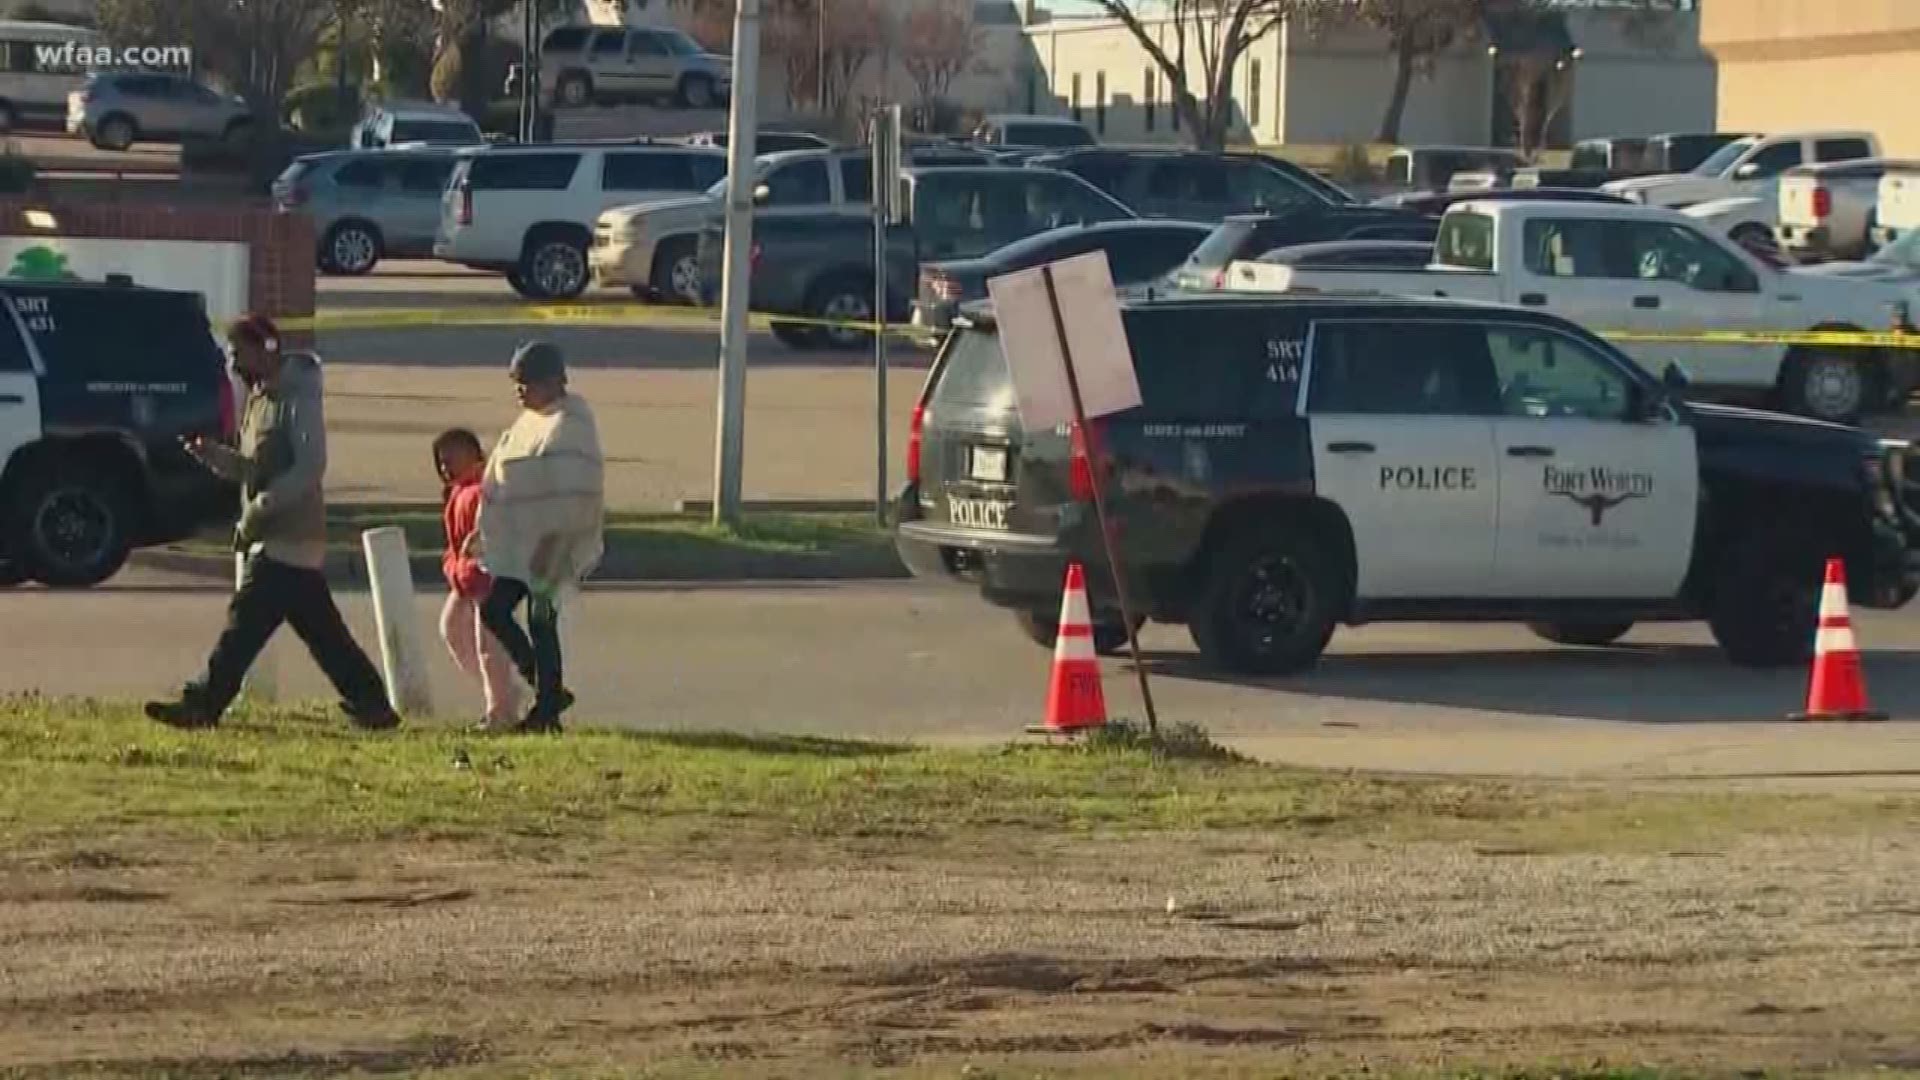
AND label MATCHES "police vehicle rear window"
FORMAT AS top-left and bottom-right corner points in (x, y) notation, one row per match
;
(931, 327), (1011, 408)
(15, 289), (219, 385)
